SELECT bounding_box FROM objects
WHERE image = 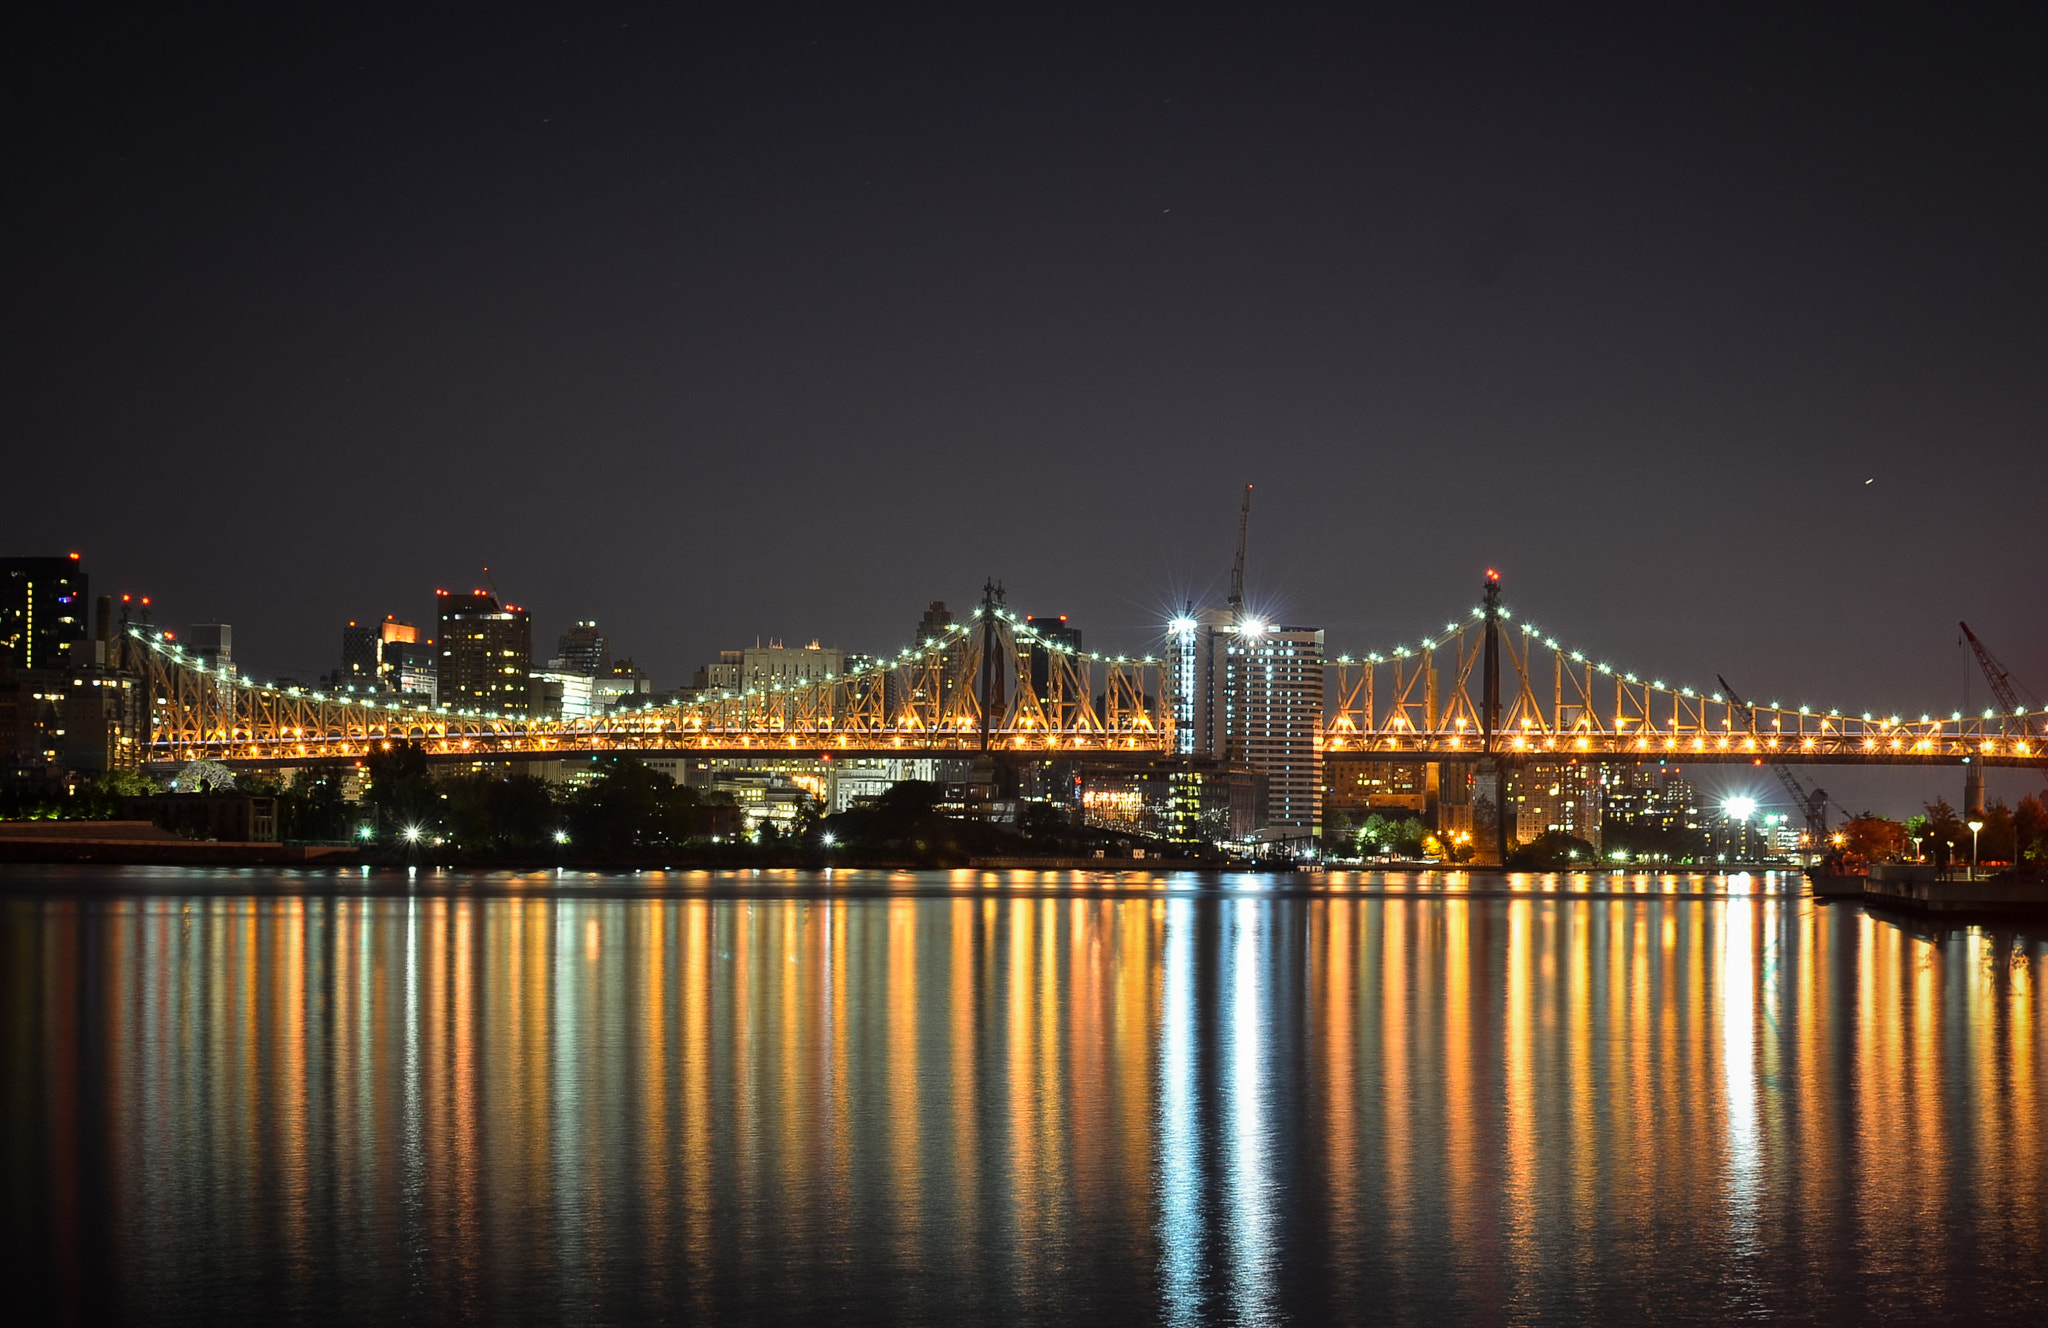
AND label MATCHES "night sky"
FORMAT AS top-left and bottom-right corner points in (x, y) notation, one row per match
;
(8, 6), (2044, 812)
